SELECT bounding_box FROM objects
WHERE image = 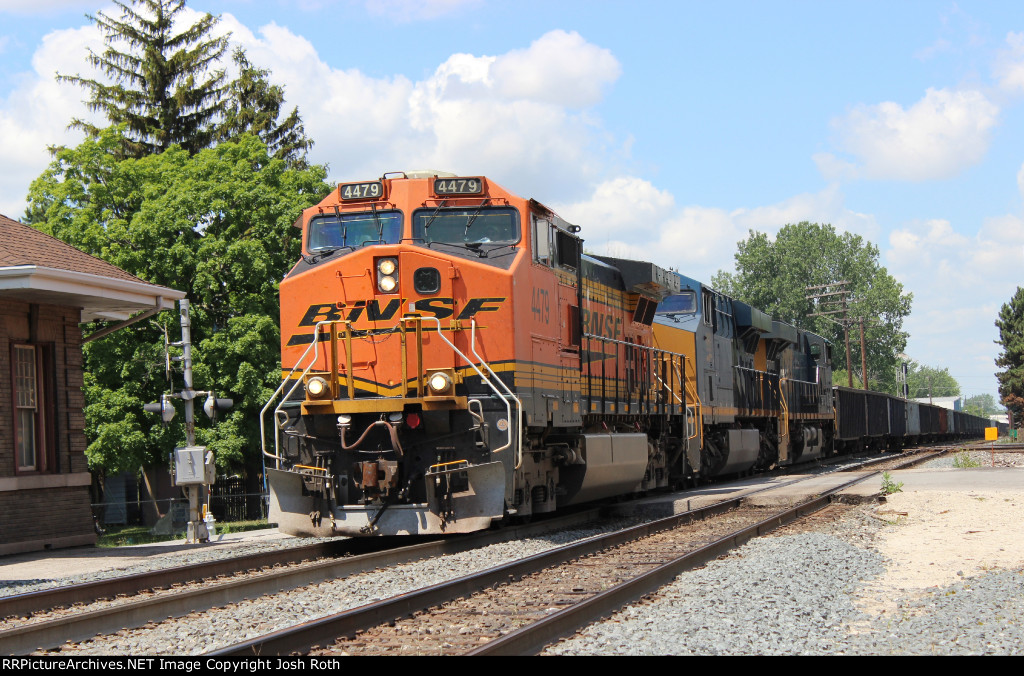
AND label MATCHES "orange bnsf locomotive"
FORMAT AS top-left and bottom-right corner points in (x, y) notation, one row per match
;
(262, 171), (986, 537)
